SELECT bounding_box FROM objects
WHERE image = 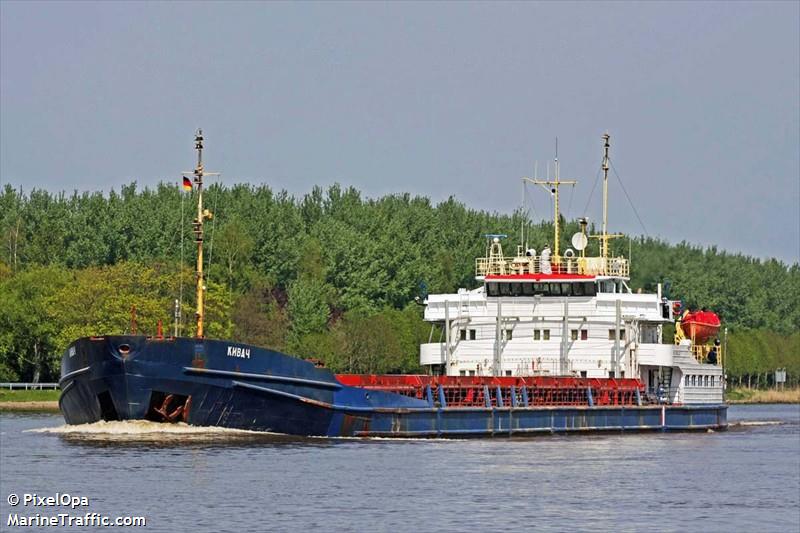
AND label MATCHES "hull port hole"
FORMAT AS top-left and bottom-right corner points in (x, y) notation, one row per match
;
(146, 392), (191, 423)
